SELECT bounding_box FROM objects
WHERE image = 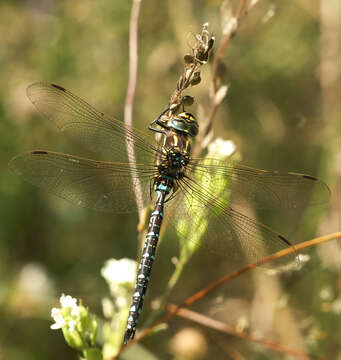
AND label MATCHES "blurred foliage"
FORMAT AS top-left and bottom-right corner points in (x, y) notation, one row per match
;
(1, 0), (341, 359)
